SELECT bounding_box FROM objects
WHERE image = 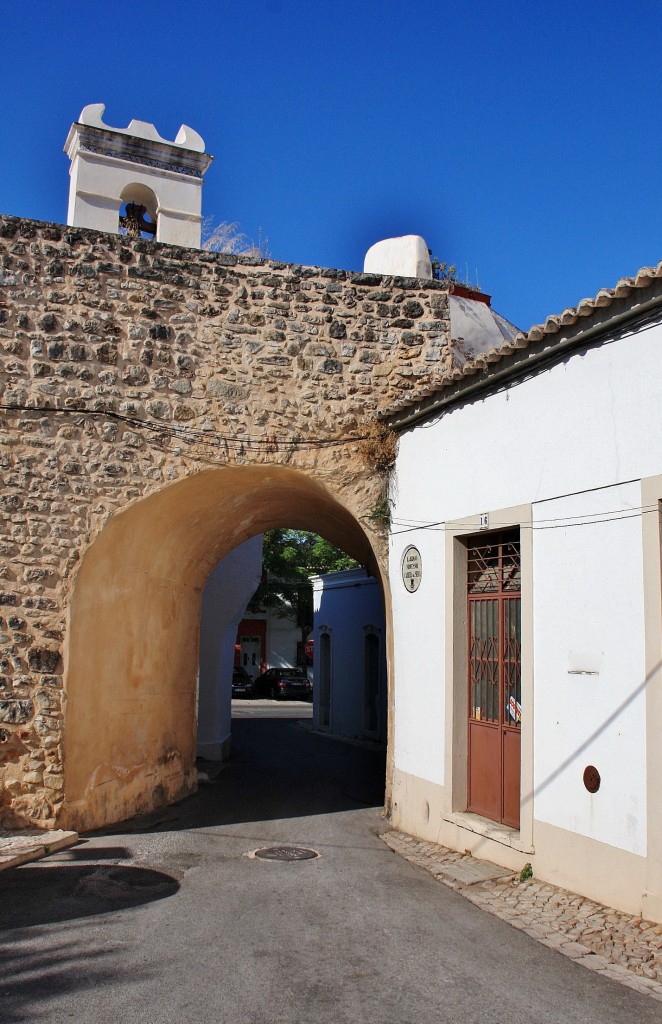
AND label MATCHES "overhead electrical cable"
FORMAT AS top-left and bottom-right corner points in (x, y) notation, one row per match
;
(3, 405), (658, 533)
(388, 505), (660, 535)
(0, 402), (369, 451)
